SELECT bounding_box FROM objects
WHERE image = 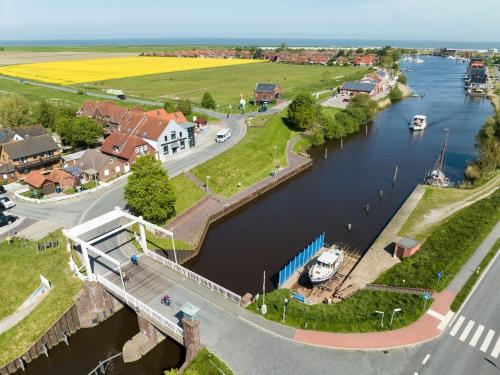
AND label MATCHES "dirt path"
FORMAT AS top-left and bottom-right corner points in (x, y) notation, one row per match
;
(413, 175), (500, 236)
